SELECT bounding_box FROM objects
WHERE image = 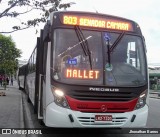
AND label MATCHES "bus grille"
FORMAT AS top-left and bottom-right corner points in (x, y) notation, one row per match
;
(78, 116), (128, 126)
(68, 90), (135, 101)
